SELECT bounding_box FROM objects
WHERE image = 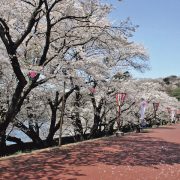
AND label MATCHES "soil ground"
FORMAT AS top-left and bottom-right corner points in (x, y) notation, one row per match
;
(0, 124), (180, 180)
